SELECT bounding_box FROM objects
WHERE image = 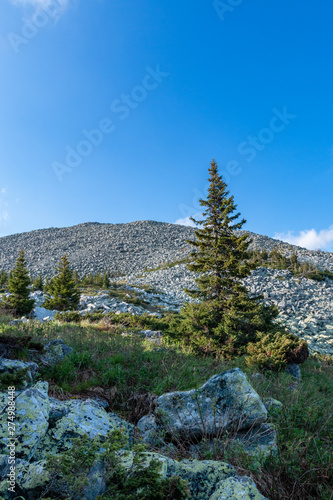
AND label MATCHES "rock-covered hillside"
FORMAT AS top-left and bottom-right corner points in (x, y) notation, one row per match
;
(0, 220), (333, 277)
